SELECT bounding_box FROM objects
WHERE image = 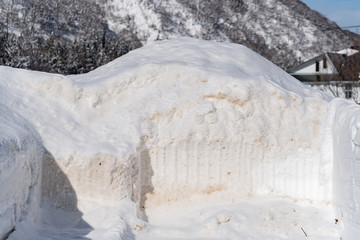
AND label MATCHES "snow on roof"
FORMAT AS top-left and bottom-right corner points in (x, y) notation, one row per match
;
(336, 48), (359, 56)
